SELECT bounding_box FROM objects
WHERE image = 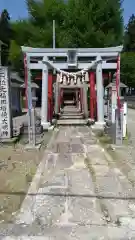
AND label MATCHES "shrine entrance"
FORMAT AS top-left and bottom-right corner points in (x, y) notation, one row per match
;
(53, 72), (89, 123)
(22, 46), (123, 129)
(63, 89), (76, 102)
